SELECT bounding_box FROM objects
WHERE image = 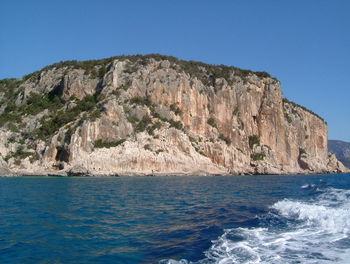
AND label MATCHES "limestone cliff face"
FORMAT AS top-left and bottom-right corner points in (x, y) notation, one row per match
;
(0, 55), (347, 176)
